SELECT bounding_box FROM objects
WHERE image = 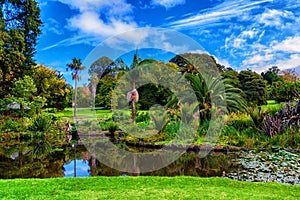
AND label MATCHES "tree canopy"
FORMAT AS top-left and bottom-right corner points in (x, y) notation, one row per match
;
(0, 0), (42, 97)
